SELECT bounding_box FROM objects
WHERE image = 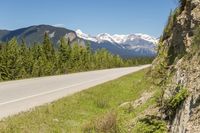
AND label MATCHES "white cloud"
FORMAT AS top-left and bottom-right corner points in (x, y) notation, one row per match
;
(53, 24), (65, 27)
